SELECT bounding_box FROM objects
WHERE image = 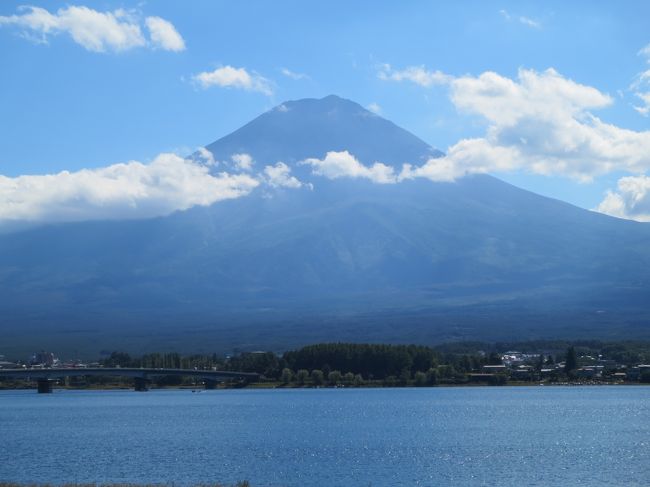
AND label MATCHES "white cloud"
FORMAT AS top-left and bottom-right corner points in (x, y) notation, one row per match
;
(263, 162), (303, 188)
(631, 46), (650, 116)
(145, 16), (185, 52)
(0, 153), (259, 225)
(596, 175), (650, 222)
(634, 92), (650, 116)
(367, 102), (382, 115)
(640, 43), (650, 59)
(281, 68), (308, 80)
(378, 65), (650, 183)
(0, 5), (184, 53)
(400, 140), (521, 182)
(437, 68), (650, 181)
(231, 153), (254, 171)
(519, 16), (541, 29)
(299, 147), (508, 185)
(499, 9), (512, 20)
(378, 63), (452, 87)
(302, 151), (397, 184)
(193, 66), (273, 95)
(195, 147), (217, 166)
(450, 68), (612, 125)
